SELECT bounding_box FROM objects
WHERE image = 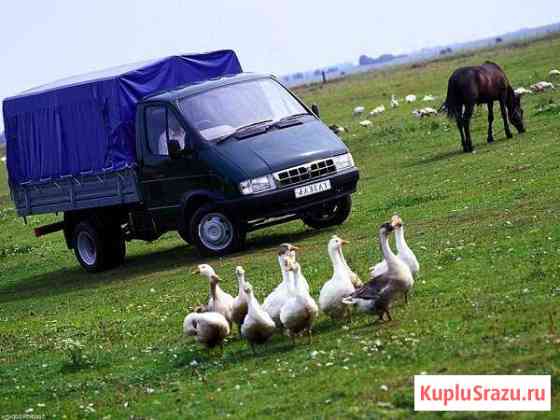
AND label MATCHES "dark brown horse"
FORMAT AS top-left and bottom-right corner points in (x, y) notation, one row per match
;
(442, 61), (525, 153)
